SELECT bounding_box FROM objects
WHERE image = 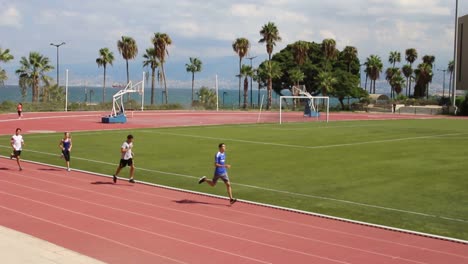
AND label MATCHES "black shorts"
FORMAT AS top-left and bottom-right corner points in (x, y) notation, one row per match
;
(62, 150), (71, 162)
(17, 111), (22, 116)
(119, 158), (133, 168)
(13, 150), (21, 157)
